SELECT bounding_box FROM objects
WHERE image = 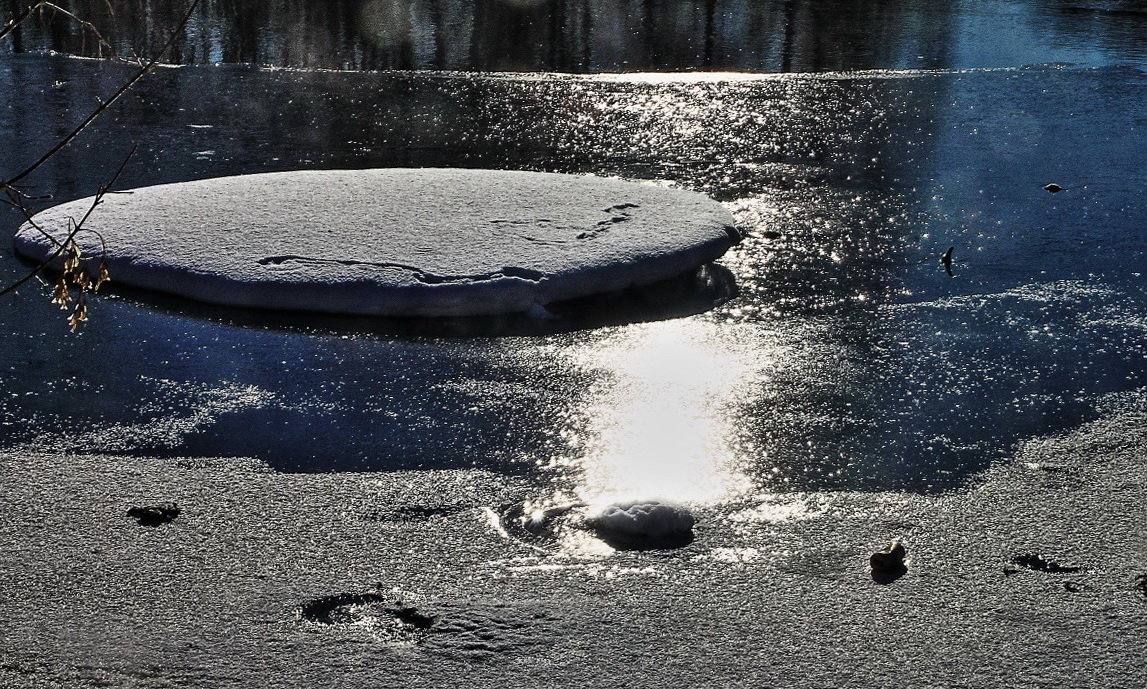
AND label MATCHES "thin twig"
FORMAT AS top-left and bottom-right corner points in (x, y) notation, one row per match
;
(0, 0), (201, 190)
(8, 188), (66, 248)
(1, 0), (200, 308)
(0, 144), (135, 300)
(1, 2), (110, 52)
(0, 2), (38, 43)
